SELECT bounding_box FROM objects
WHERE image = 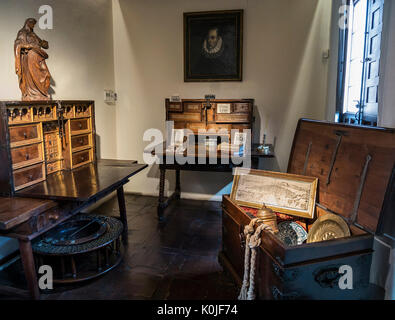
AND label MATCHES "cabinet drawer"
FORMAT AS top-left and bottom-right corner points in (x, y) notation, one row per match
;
(71, 134), (91, 151)
(173, 122), (186, 129)
(167, 103), (183, 112)
(9, 124), (41, 147)
(44, 132), (61, 162)
(46, 160), (62, 175)
(215, 113), (251, 123)
(11, 143), (43, 169)
(36, 207), (63, 231)
(168, 113), (202, 122)
(13, 163), (45, 191)
(232, 124), (250, 131)
(233, 103), (251, 113)
(184, 103), (202, 113)
(186, 122), (206, 133)
(70, 118), (90, 134)
(207, 124), (232, 134)
(72, 149), (92, 168)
